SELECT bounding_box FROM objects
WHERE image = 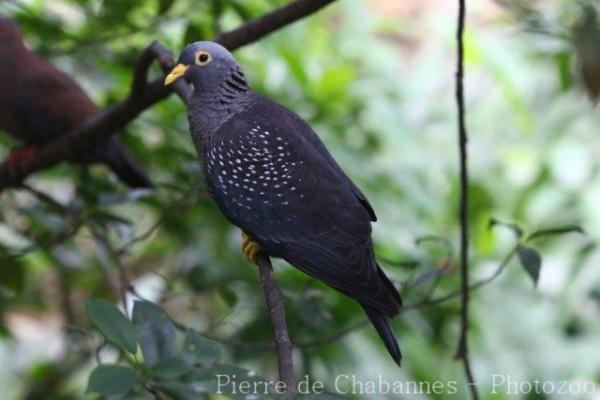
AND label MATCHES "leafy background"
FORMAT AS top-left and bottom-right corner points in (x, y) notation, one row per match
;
(0, 0), (599, 399)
